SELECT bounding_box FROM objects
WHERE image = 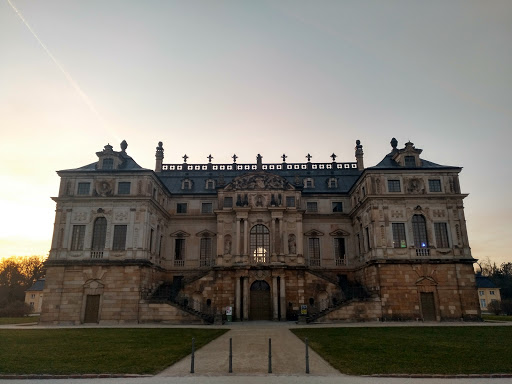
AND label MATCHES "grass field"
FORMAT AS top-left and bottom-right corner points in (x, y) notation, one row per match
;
(292, 327), (512, 375)
(0, 328), (227, 375)
(0, 316), (39, 325)
(482, 315), (512, 322)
